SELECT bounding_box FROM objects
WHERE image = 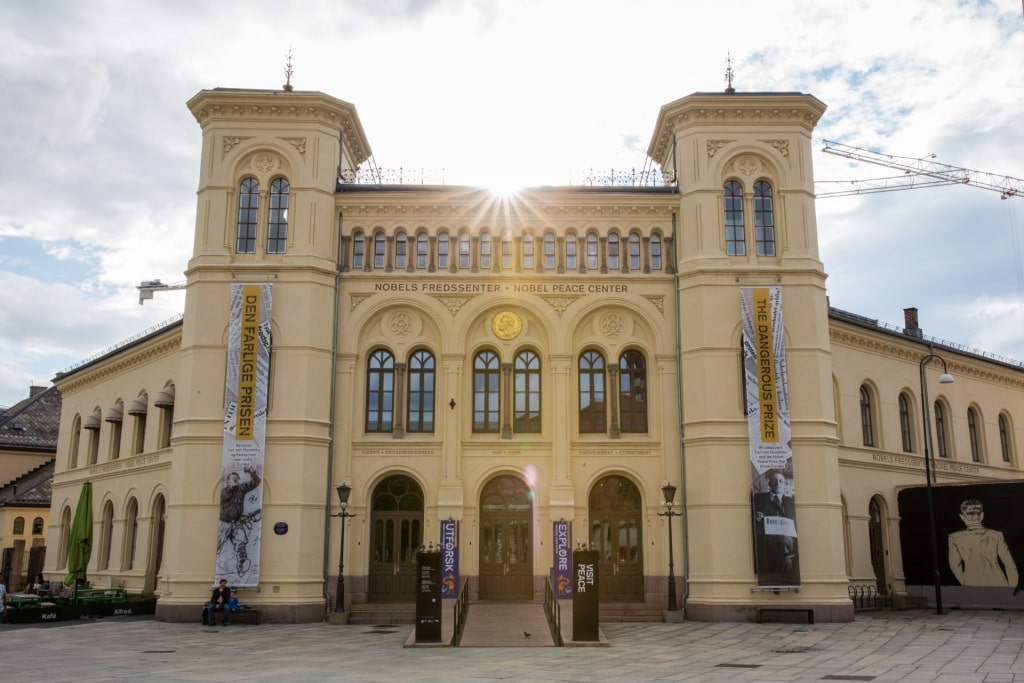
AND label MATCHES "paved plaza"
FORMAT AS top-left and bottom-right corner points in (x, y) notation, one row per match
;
(5, 609), (1024, 682)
